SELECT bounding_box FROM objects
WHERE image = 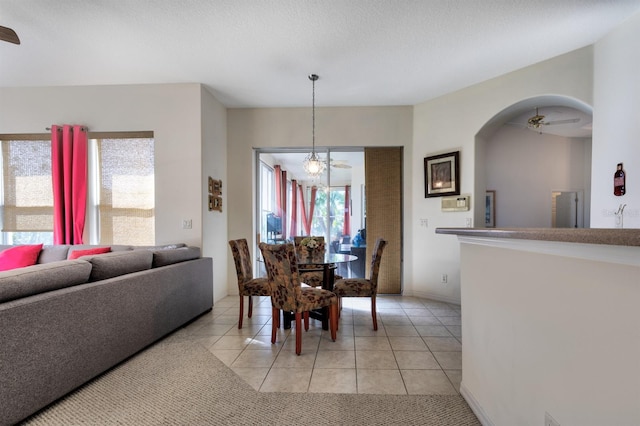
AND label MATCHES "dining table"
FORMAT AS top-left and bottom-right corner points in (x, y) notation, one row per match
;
(284, 251), (357, 330)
